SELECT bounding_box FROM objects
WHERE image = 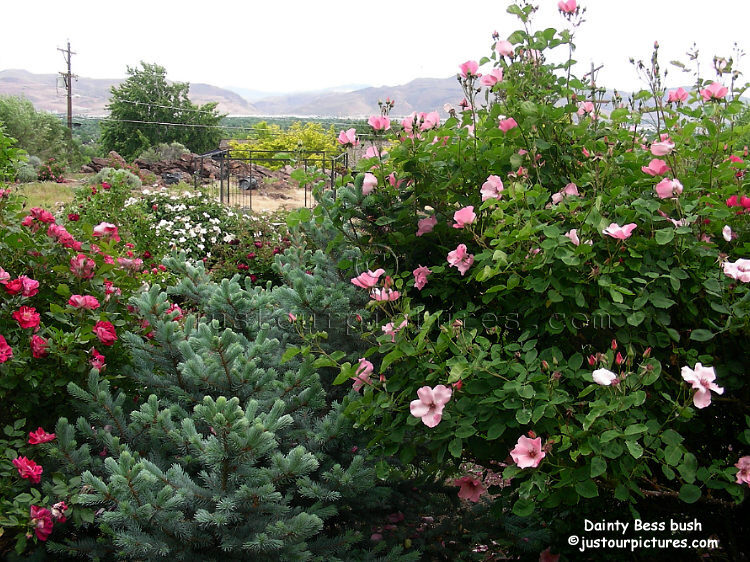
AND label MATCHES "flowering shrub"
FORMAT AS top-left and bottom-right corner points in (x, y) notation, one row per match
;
(0, 188), (141, 429)
(36, 158), (65, 183)
(290, 1), (750, 555)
